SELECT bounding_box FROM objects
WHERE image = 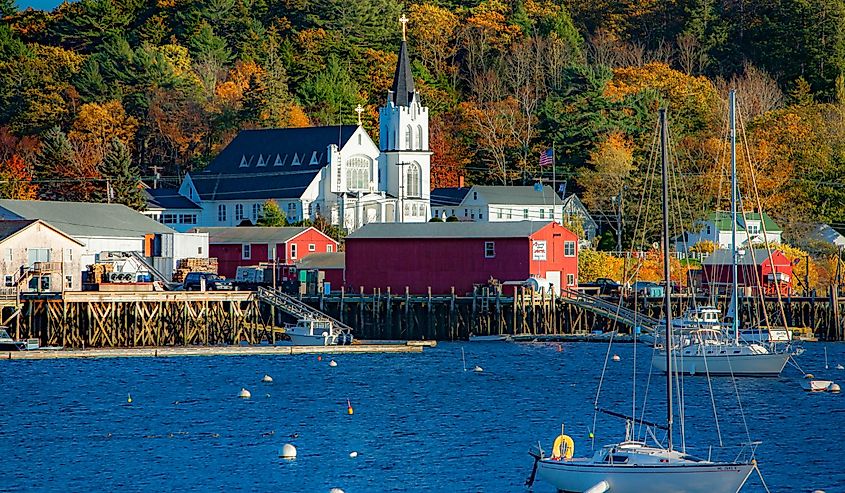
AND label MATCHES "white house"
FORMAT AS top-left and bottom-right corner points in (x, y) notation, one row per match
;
(173, 29), (430, 232)
(142, 187), (202, 233)
(0, 200), (208, 281)
(676, 211), (782, 252)
(429, 186), (597, 239)
(0, 219), (85, 293)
